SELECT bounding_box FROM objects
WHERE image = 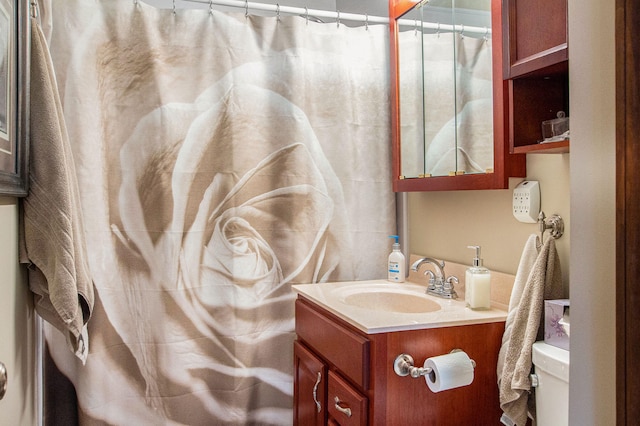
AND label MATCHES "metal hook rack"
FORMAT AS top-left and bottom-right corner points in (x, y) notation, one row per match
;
(538, 211), (564, 243)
